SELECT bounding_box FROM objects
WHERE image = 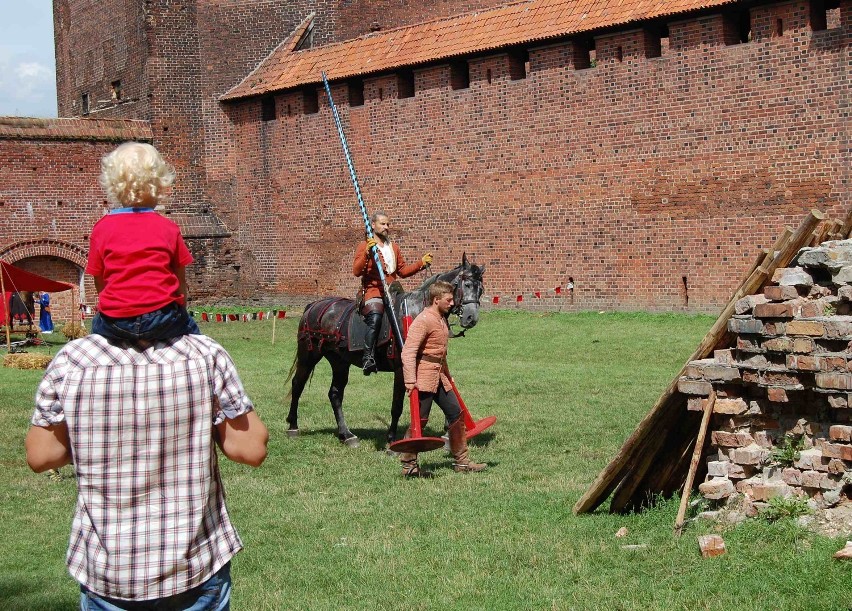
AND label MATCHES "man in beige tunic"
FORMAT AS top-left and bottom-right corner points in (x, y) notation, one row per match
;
(399, 280), (486, 477)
